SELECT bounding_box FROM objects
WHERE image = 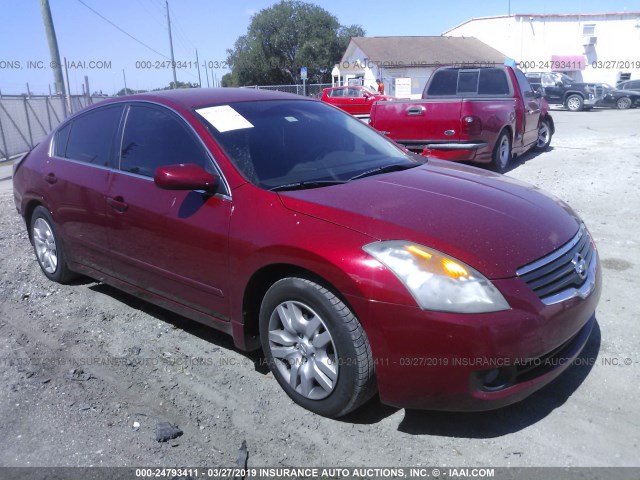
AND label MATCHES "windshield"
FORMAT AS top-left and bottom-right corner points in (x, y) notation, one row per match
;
(195, 99), (419, 190)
